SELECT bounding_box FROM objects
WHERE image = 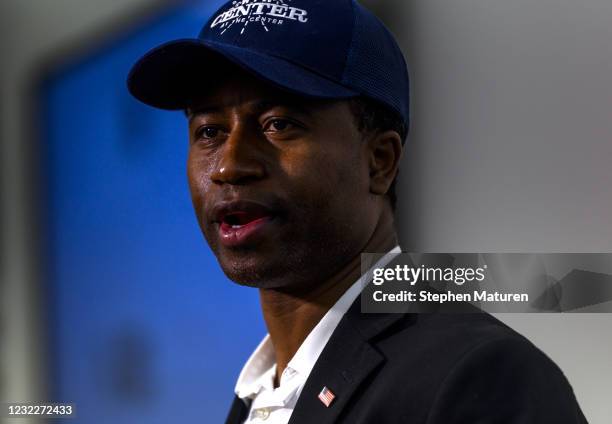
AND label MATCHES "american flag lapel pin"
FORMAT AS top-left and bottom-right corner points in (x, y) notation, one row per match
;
(318, 386), (336, 407)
